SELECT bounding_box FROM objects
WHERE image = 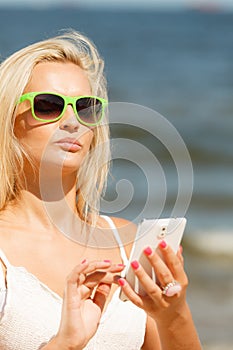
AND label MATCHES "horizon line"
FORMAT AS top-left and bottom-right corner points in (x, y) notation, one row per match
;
(0, 3), (232, 12)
